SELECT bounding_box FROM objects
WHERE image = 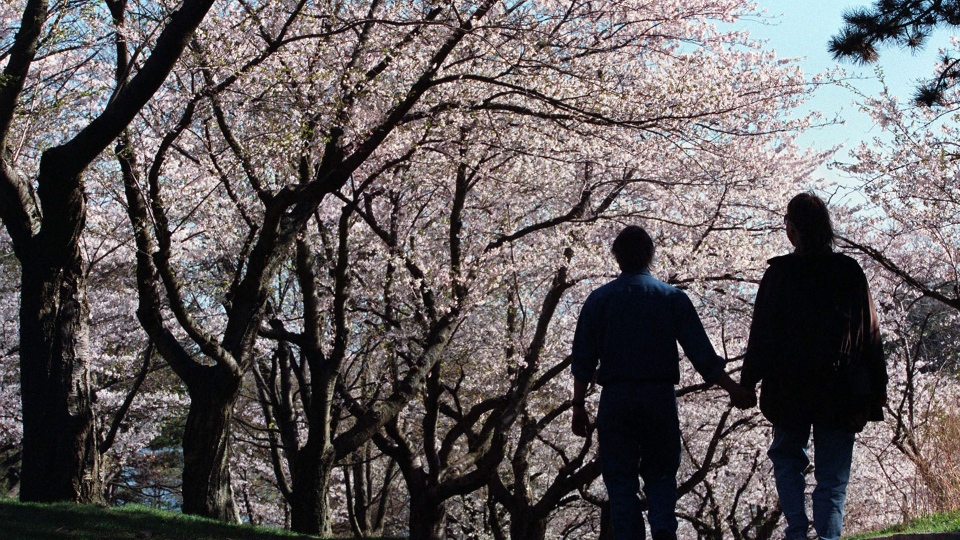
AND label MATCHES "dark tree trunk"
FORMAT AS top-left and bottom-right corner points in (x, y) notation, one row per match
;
(289, 438), (336, 535)
(18, 251), (103, 503)
(409, 482), (446, 540)
(180, 374), (240, 521)
(1, 0), (219, 509)
(343, 441), (395, 537)
(509, 515), (549, 540)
